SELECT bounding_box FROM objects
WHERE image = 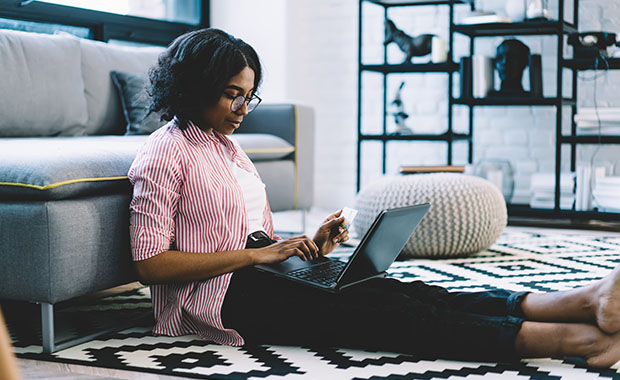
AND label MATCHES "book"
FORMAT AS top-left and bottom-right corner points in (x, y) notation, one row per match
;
(461, 14), (512, 25)
(399, 165), (465, 174)
(459, 57), (472, 98)
(529, 54), (543, 97)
